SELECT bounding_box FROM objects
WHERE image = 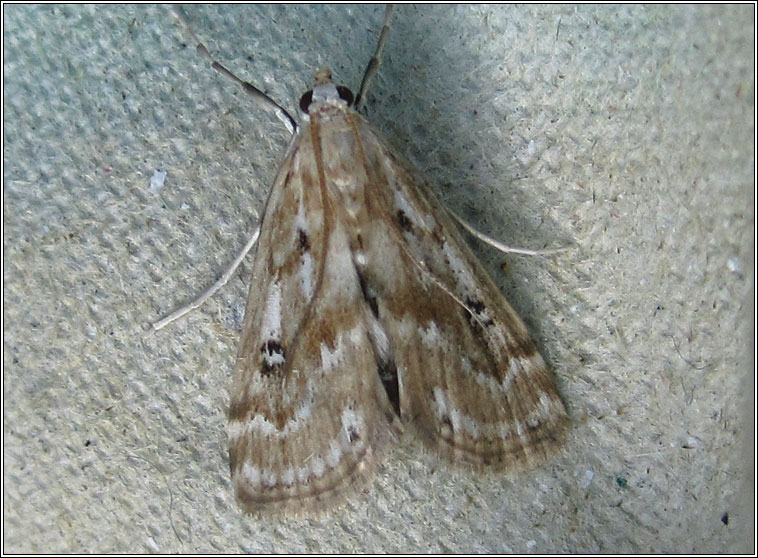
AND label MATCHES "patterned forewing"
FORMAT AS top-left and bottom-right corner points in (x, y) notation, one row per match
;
(350, 115), (568, 469)
(228, 128), (398, 514)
